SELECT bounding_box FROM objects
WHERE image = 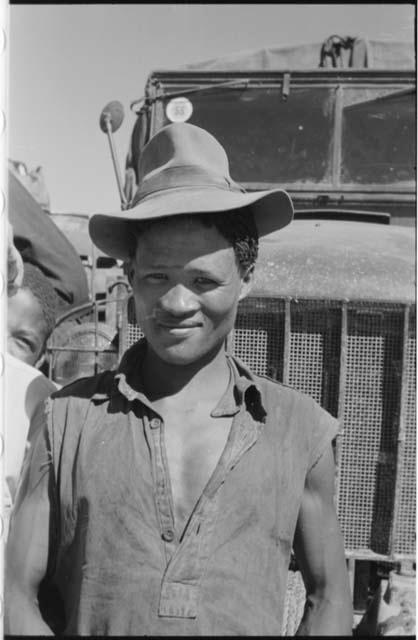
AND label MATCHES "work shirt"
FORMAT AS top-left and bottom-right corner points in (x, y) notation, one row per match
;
(4, 353), (57, 538)
(15, 340), (339, 635)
